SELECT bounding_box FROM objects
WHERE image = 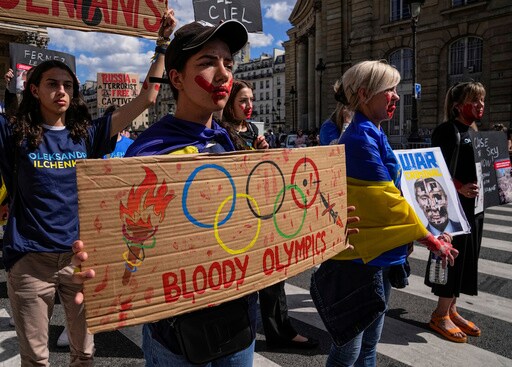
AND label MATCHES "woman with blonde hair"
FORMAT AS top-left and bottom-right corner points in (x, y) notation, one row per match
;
(310, 60), (458, 366)
(425, 81), (486, 343)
